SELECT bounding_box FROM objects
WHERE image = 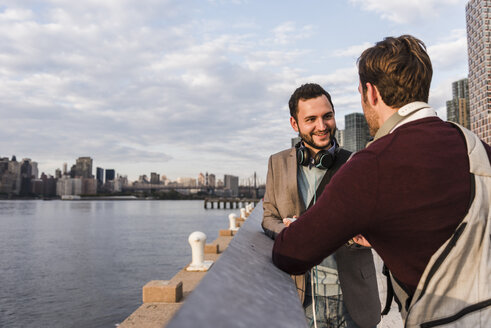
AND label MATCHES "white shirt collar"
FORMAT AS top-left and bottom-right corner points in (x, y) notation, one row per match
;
(391, 102), (437, 133)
